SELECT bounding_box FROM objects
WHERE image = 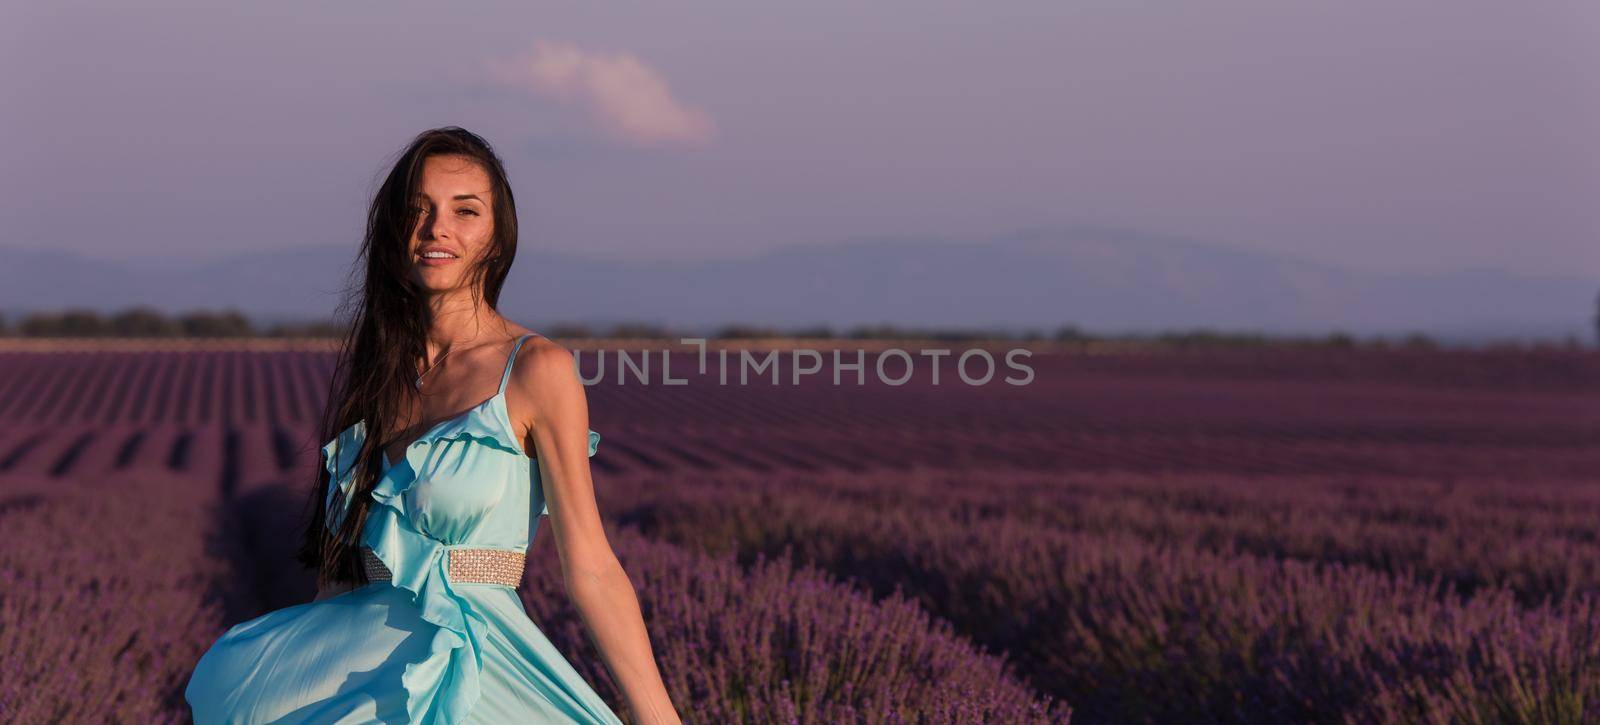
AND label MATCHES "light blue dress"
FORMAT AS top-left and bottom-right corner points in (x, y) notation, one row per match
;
(186, 333), (622, 724)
